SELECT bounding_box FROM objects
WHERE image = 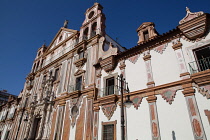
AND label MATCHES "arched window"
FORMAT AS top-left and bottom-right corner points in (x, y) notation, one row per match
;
(36, 61), (40, 71)
(32, 63), (36, 72)
(91, 22), (97, 37)
(83, 27), (89, 40)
